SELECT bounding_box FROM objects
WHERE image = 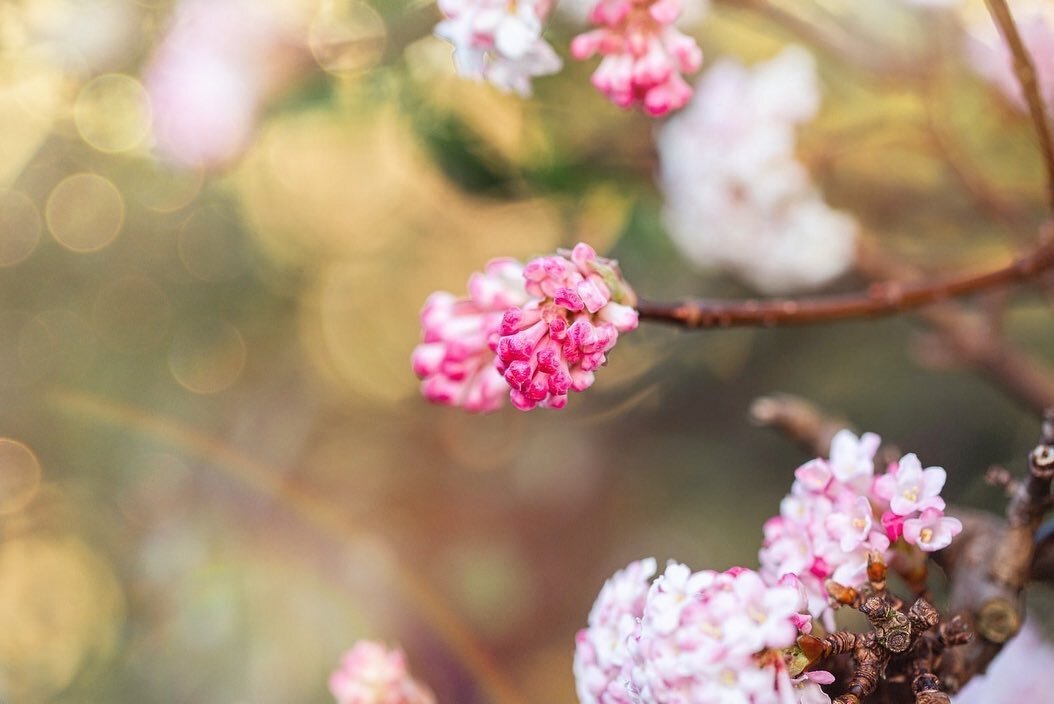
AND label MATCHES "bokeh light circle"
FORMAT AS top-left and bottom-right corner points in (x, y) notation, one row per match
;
(73, 73), (152, 153)
(0, 191), (42, 266)
(308, 0), (387, 75)
(45, 173), (124, 252)
(168, 317), (247, 394)
(0, 439), (42, 515)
